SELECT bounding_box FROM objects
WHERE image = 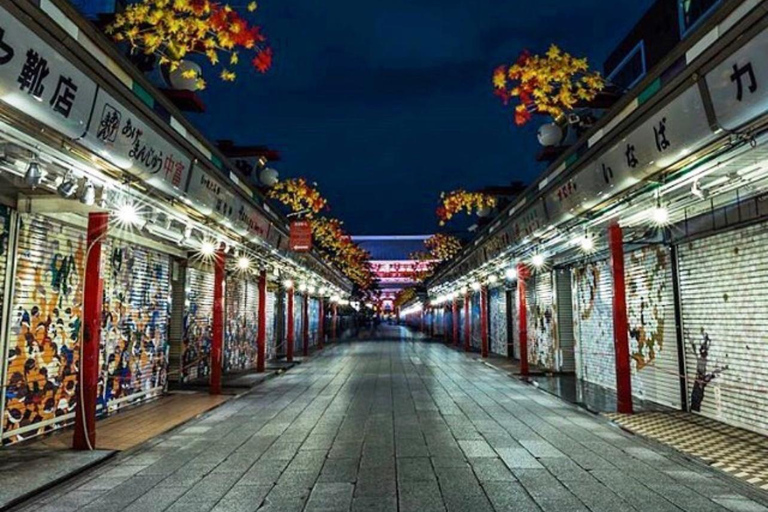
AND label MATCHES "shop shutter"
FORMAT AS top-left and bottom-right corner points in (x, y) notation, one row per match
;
(308, 297), (319, 347)
(459, 299), (466, 343)
(266, 290), (277, 360)
(3, 214), (85, 443)
(527, 271), (557, 371)
(572, 259), (615, 389)
(511, 287), (520, 359)
(445, 306), (453, 341)
(471, 291), (481, 350)
(678, 222), (768, 435)
(224, 275), (258, 373)
(625, 246), (680, 409)
(435, 308), (444, 337)
(100, 241), (171, 410)
(554, 269), (575, 373)
(489, 286), (508, 356)
(182, 265), (214, 383)
(294, 293), (303, 353)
